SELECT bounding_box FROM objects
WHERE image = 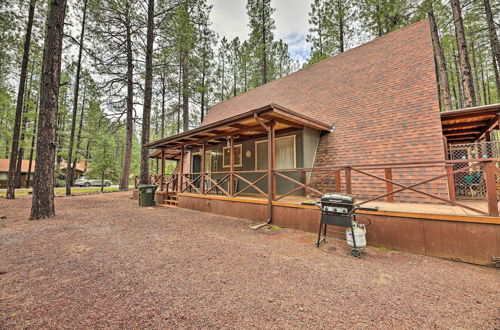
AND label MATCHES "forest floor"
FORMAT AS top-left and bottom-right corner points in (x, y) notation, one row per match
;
(0, 192), (499, 328)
